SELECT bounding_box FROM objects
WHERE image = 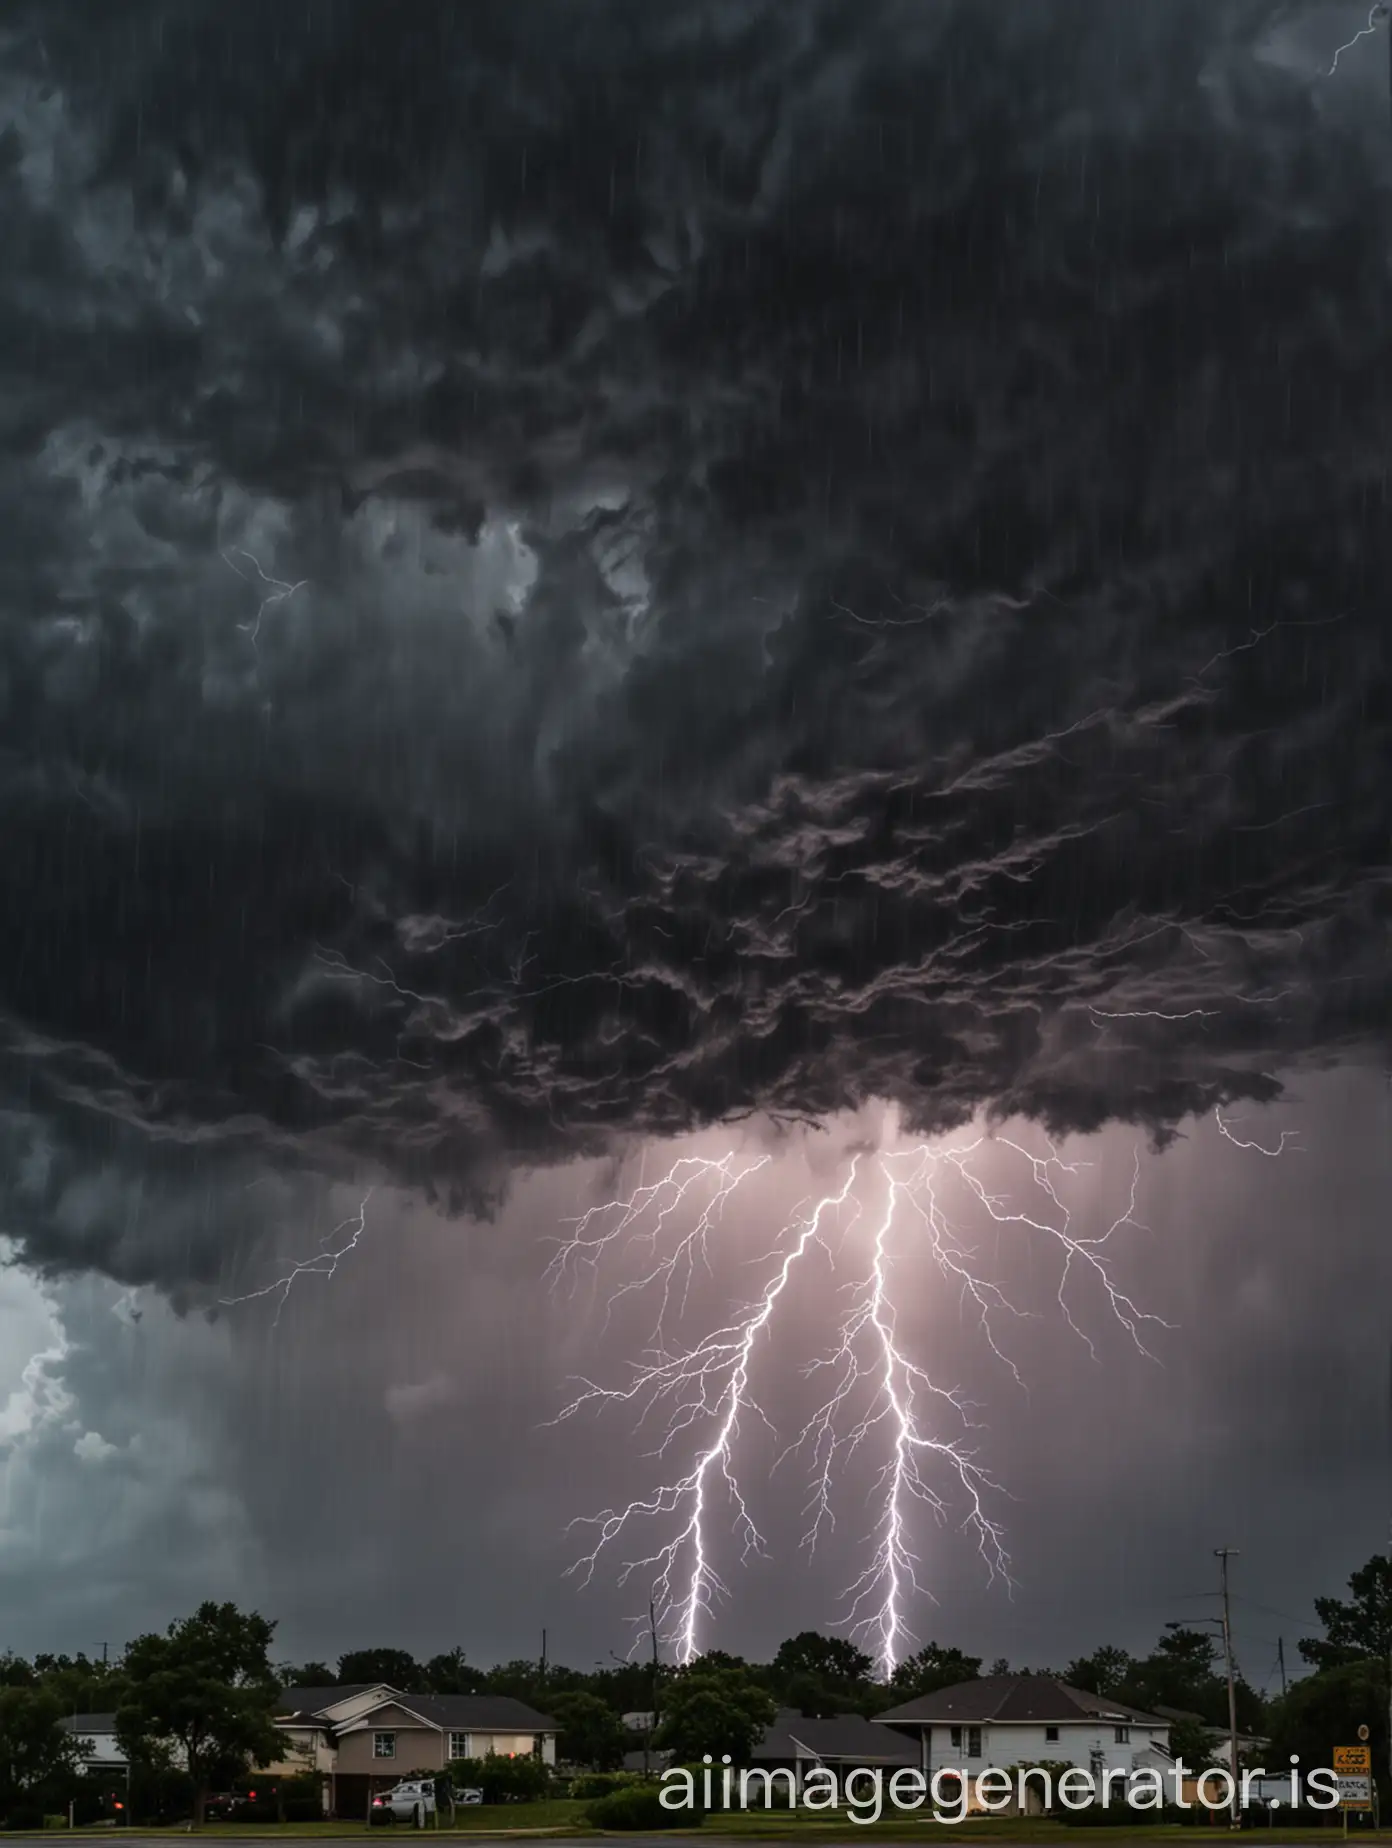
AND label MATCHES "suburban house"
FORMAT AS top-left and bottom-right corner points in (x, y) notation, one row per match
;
(269, 1685), (558, 1818)
(58, 1715), (130, 1775)
(874, 1674), (1173, 1806)
(749, 1710), (919, 1795)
